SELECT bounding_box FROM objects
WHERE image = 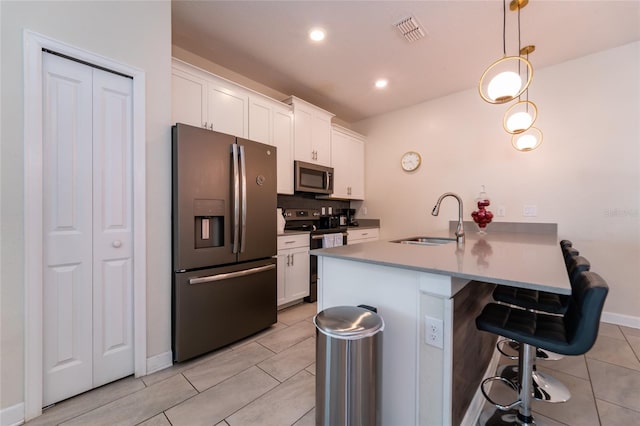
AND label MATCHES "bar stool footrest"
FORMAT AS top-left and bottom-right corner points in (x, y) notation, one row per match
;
(496, 338), (519, 360)
(480, 376), (521, 412)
